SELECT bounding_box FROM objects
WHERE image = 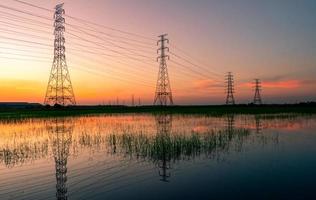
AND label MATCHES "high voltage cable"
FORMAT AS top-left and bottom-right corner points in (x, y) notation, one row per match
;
(0, 3), (51, 21)
(0, 10), (51, 27)
(0, 9), (154, 49)
(65, 34), (155, 60)
(0, 37), (218, 85)
(0, 53), (154, 88)
(0, 23), (216, 83)
(66, 26), (155, 56)
(68, 52), (154, 85)
(169, 60), (222, 82)
(169, 51), (222, 80)
(67, 49), (157, 76)
(0, 40), (52, 50)
(170, 44), (223, 77)
(0, 19), (154, 60)
(0, 25), (155, 63)
(66, 31), (155, 64)
(0, 13), (156, 57)
(66, 26), (155, 60)
(66, 15), (155, 41)
(12, 0), (52, 12)
(3, 0), (225, 93)
(0, 51), (50, 59)
(66, 25), (156, 54)
(0, 44), (156, 86)
(0, 19), (51, 35)
(0, 35), (51, 47)
(10, 0), (156, 41)
(0, 55), (49, 63)
(0, 46), (50, 55)
(65, 23), (155, 47)
(70, 65), (154, 89)
(0, 38), (217, 86)
(0, 1), (158, 64)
